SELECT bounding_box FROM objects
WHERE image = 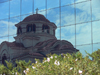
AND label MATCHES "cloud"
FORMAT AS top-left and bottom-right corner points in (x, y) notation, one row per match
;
(55, 28), (60, 39)
(75, 0), (100, 20)
(61, 25), (75, 45)
(0, 20), (17, 44)
(61, 13), (75, 26)
(53, 0), (100, 57)
(0, 0), (99, 58)
(0, 20), (17, 36)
